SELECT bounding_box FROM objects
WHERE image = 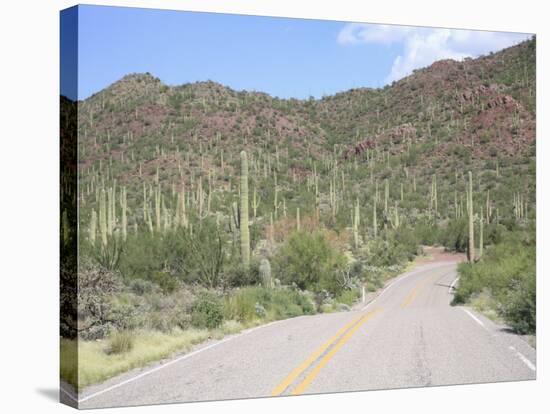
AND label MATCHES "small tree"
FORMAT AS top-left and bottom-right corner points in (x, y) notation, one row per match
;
(274, 230), (346, 295)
